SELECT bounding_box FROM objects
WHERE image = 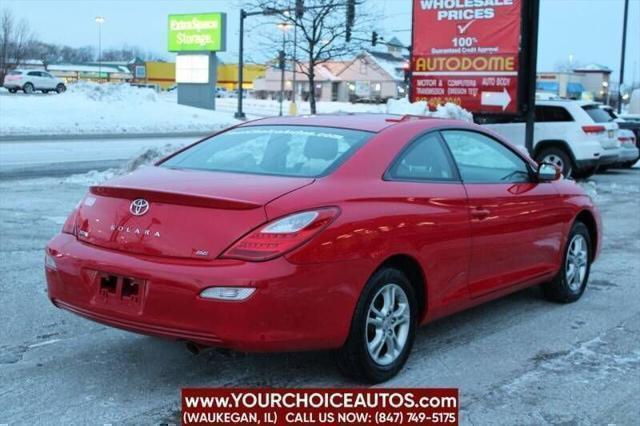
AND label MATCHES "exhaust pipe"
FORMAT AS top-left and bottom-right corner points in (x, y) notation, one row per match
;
(185, 341), (207, 355)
